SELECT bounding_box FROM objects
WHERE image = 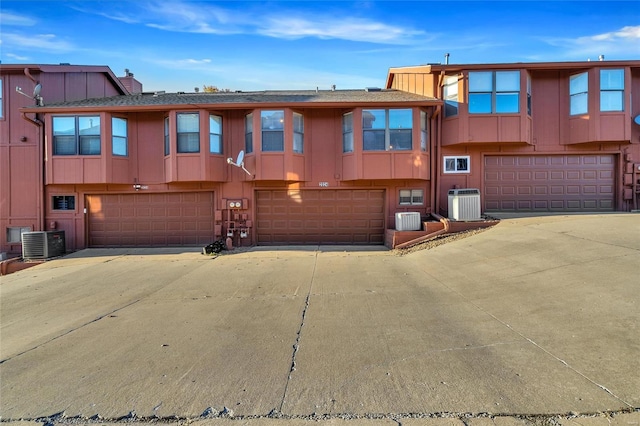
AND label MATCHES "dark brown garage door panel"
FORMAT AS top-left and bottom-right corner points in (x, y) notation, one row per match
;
(256, 189), (385, 245)
(88, 192), (214, 247)
(484, 155), (614, 212)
